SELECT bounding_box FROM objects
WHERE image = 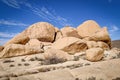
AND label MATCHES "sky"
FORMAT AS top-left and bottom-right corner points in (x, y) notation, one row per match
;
(0, 0), (120, 45)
